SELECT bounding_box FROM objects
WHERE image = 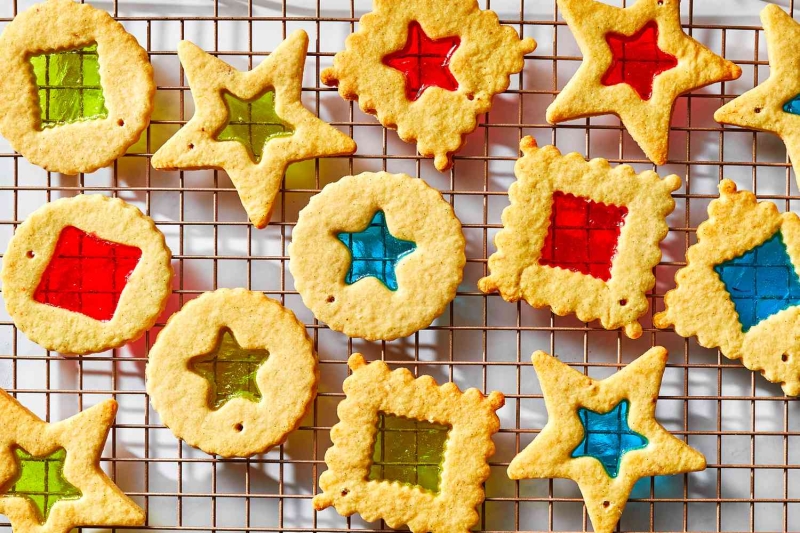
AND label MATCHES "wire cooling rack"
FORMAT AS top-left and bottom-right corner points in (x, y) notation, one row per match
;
(1, 0), (800, 531)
